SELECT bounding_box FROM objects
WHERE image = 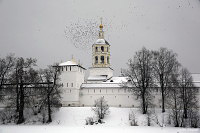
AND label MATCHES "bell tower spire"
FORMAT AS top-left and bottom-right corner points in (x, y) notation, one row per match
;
(88, 18), (113, 80)
(92, 18), (111, 68)
(99, 17), (104, 39)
